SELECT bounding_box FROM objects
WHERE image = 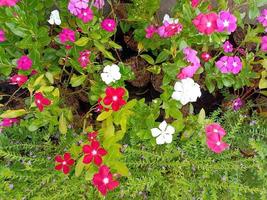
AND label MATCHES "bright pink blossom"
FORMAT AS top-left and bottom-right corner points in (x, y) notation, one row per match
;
(68, 0), (89, 16)
(103, 87), (126, 111)
(88, 131), (98, 141)
(205, 123), (226, 139)
(157, 22), (182, 38)
(261, 36), (267, 52)
(93, 0), (105, 9)
(0, 118), (18, 127)
(55, 153), (75, 174)
(59, 28), (76, 43)
(78, 50), (90, 68)
(10, 74), (28, 86)
(101, 19), (116, 32)
(201, 52), (211, 62)
(228, 56), (242, 74)
(17, 55), (32, 71)
(257, 9), (267, 27)
(92, 165), (119, 196)
(0, 29), (5, 42)
(191, 0), (200, 8)
(78, 8), (93, 23)
(145, 25), (157, 39)
(34, 92), (51, 112)
(217, 11), (237, 33)
(0, 0), (18, 7)
(222, 40), (233, 53)
(215, 56), (230, 73)
(193, 13), (218, 35)
(83, 140), (107, 166)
